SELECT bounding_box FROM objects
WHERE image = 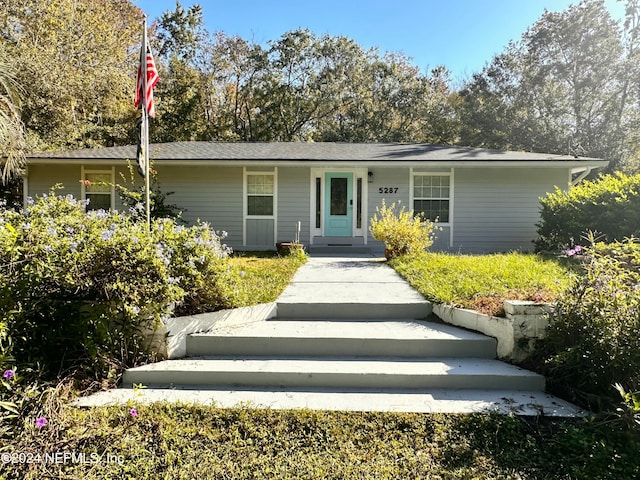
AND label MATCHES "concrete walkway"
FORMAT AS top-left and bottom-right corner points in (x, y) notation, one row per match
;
(75, 253), (586, 417)
(277, 254), (431, 319)
(278, 254), (425, 305)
